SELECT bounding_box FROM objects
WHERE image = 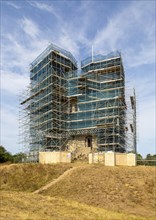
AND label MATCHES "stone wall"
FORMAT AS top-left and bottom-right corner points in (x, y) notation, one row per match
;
(116, 153), (127, 166)
(89, 152), (136, 166)
(67, 135), (97, 158)
(39, 152), (71, 164)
